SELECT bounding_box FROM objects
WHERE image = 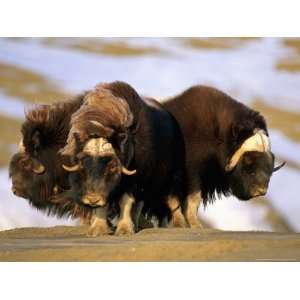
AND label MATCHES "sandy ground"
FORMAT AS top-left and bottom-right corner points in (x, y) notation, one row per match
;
(0, 226), (299, 261)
